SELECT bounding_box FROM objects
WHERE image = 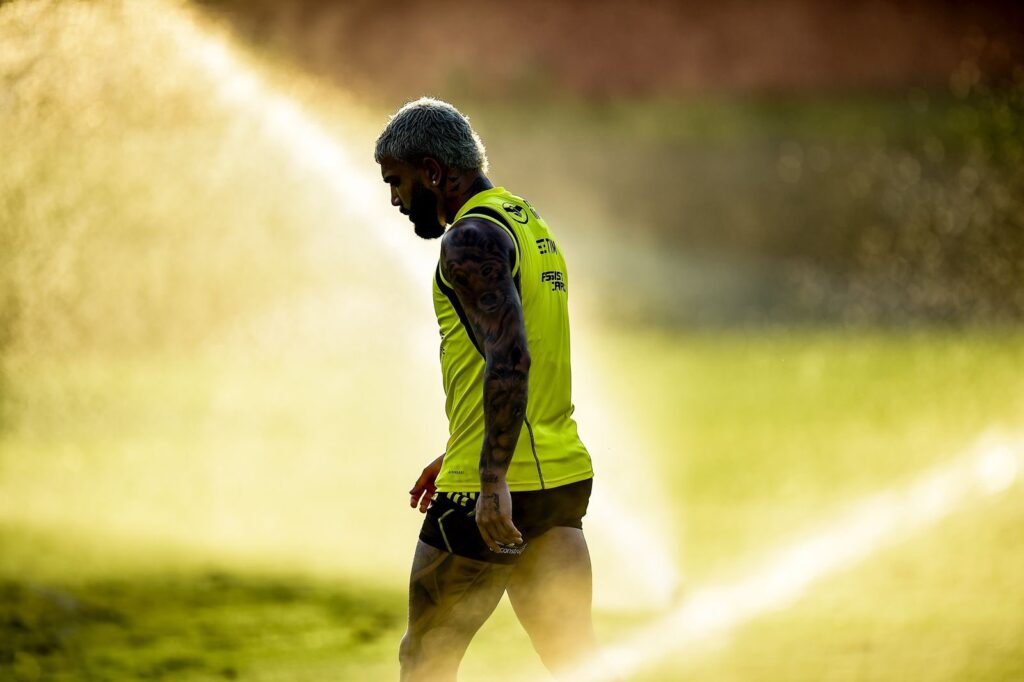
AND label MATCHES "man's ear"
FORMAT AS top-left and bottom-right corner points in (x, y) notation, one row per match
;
(419, 157), (443, 188)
